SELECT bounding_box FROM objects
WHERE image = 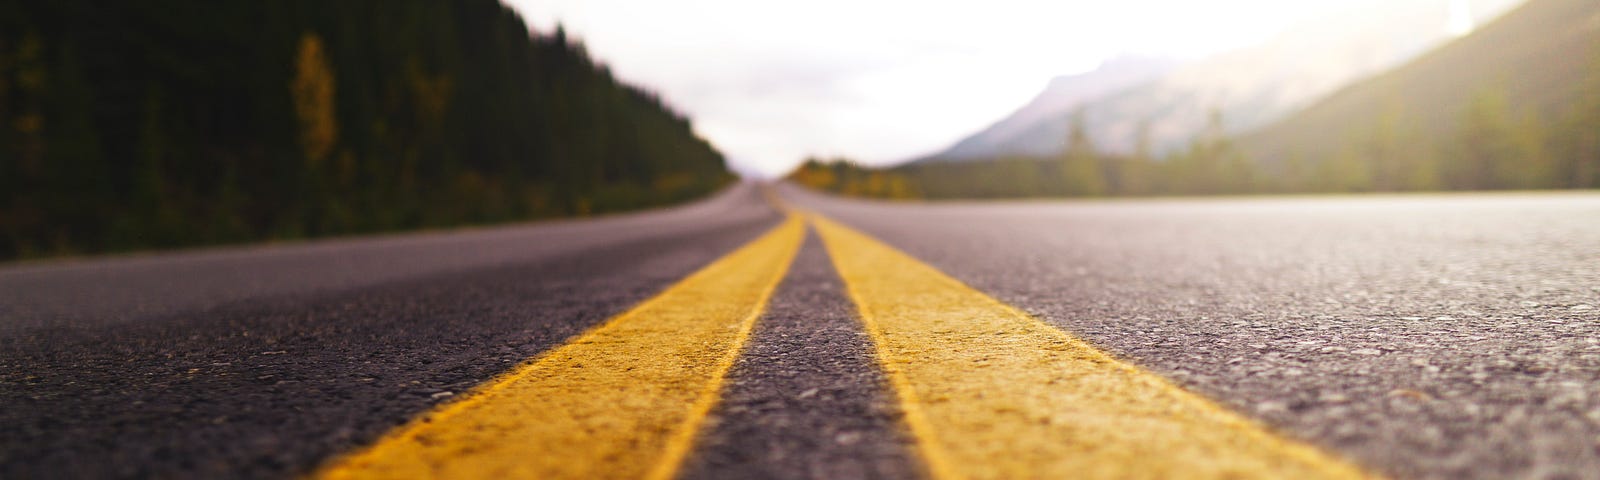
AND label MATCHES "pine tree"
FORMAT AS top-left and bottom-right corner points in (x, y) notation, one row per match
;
(1059, 109), (1106, 196)
(1445, 88), (1542, 190)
